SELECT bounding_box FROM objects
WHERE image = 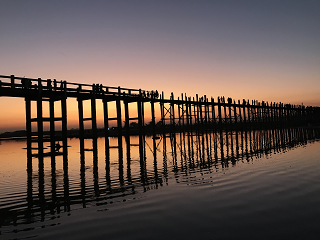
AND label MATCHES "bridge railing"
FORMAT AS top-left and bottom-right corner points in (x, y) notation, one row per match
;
(0, 75), (144, 97)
